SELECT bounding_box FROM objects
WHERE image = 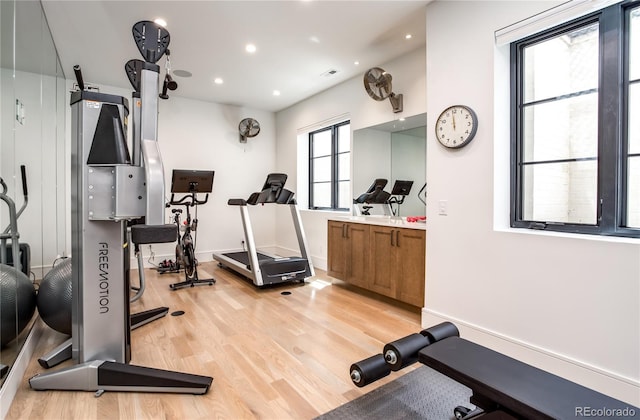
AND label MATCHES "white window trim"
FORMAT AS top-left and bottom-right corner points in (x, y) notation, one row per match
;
(296, 113), (351, 210)
(495, 0), (621, 45)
